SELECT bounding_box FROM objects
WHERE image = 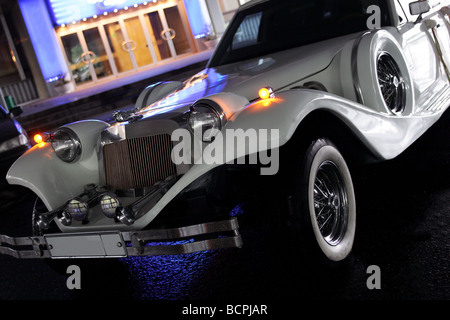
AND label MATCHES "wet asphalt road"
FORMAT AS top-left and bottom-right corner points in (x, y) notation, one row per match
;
(0, 109), (449, 305)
